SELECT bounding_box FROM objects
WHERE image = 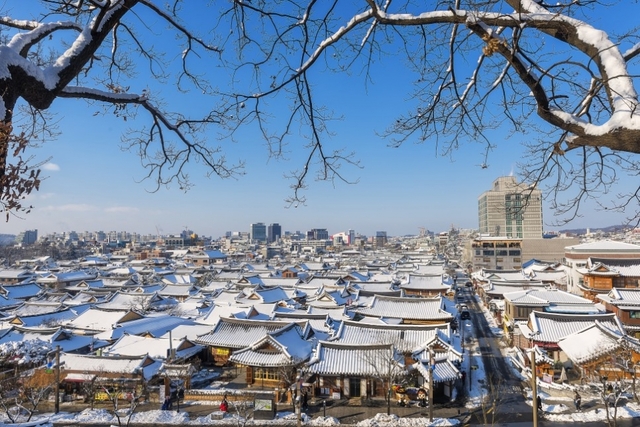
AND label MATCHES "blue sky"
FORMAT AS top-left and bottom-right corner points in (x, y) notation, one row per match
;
(3, 2), (634, 239)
